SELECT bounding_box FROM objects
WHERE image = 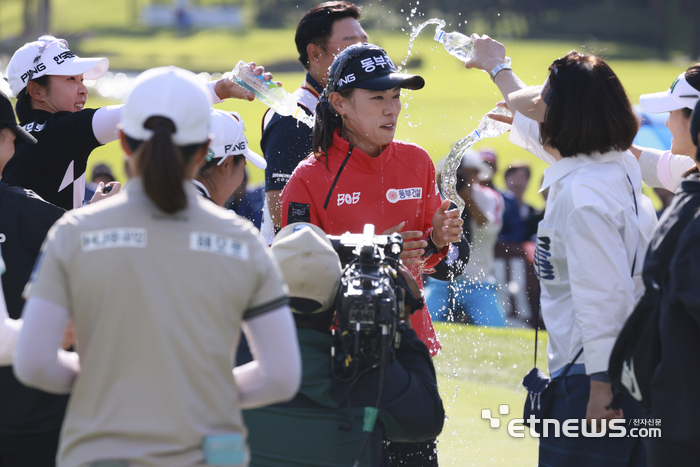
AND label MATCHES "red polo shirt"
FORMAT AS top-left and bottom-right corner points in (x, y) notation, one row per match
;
(282, 130), (443, 355)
